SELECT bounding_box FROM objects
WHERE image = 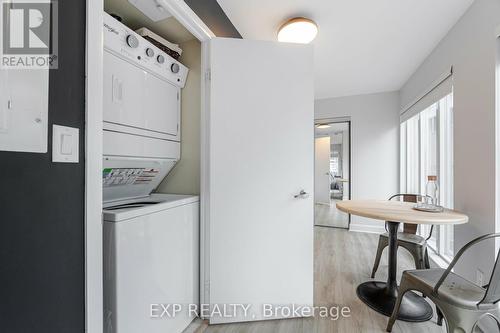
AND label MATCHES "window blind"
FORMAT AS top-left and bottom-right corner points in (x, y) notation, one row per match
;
(400, 68), (453, 122)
